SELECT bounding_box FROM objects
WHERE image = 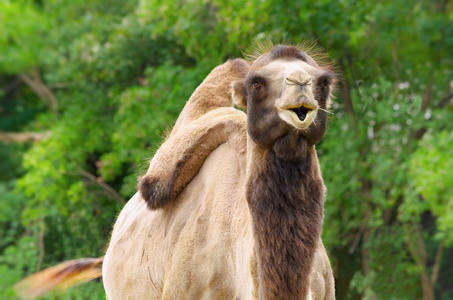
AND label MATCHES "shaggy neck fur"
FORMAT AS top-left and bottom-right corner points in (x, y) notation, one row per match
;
(246, 142), (324, 300)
